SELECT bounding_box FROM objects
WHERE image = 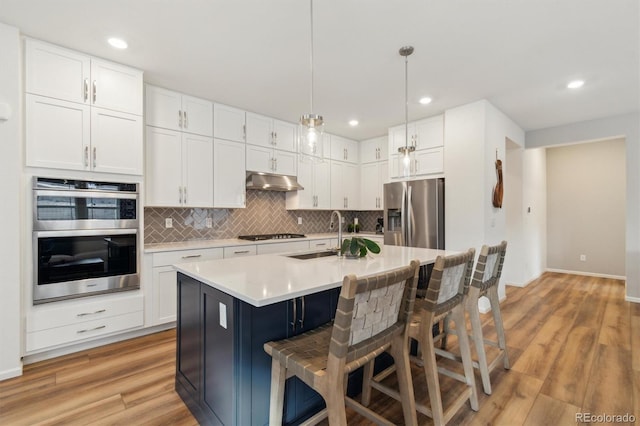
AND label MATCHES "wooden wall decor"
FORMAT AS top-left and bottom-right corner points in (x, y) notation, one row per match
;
(492, 150), (504, 208)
